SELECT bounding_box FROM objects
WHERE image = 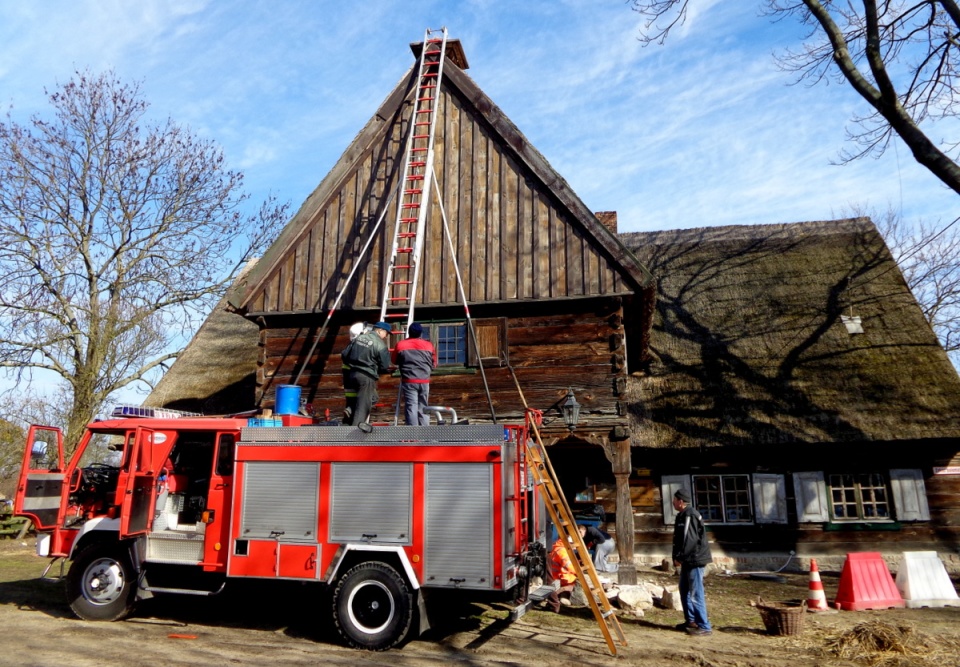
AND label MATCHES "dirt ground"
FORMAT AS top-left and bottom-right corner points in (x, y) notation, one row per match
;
(2, 538), (960, 667)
